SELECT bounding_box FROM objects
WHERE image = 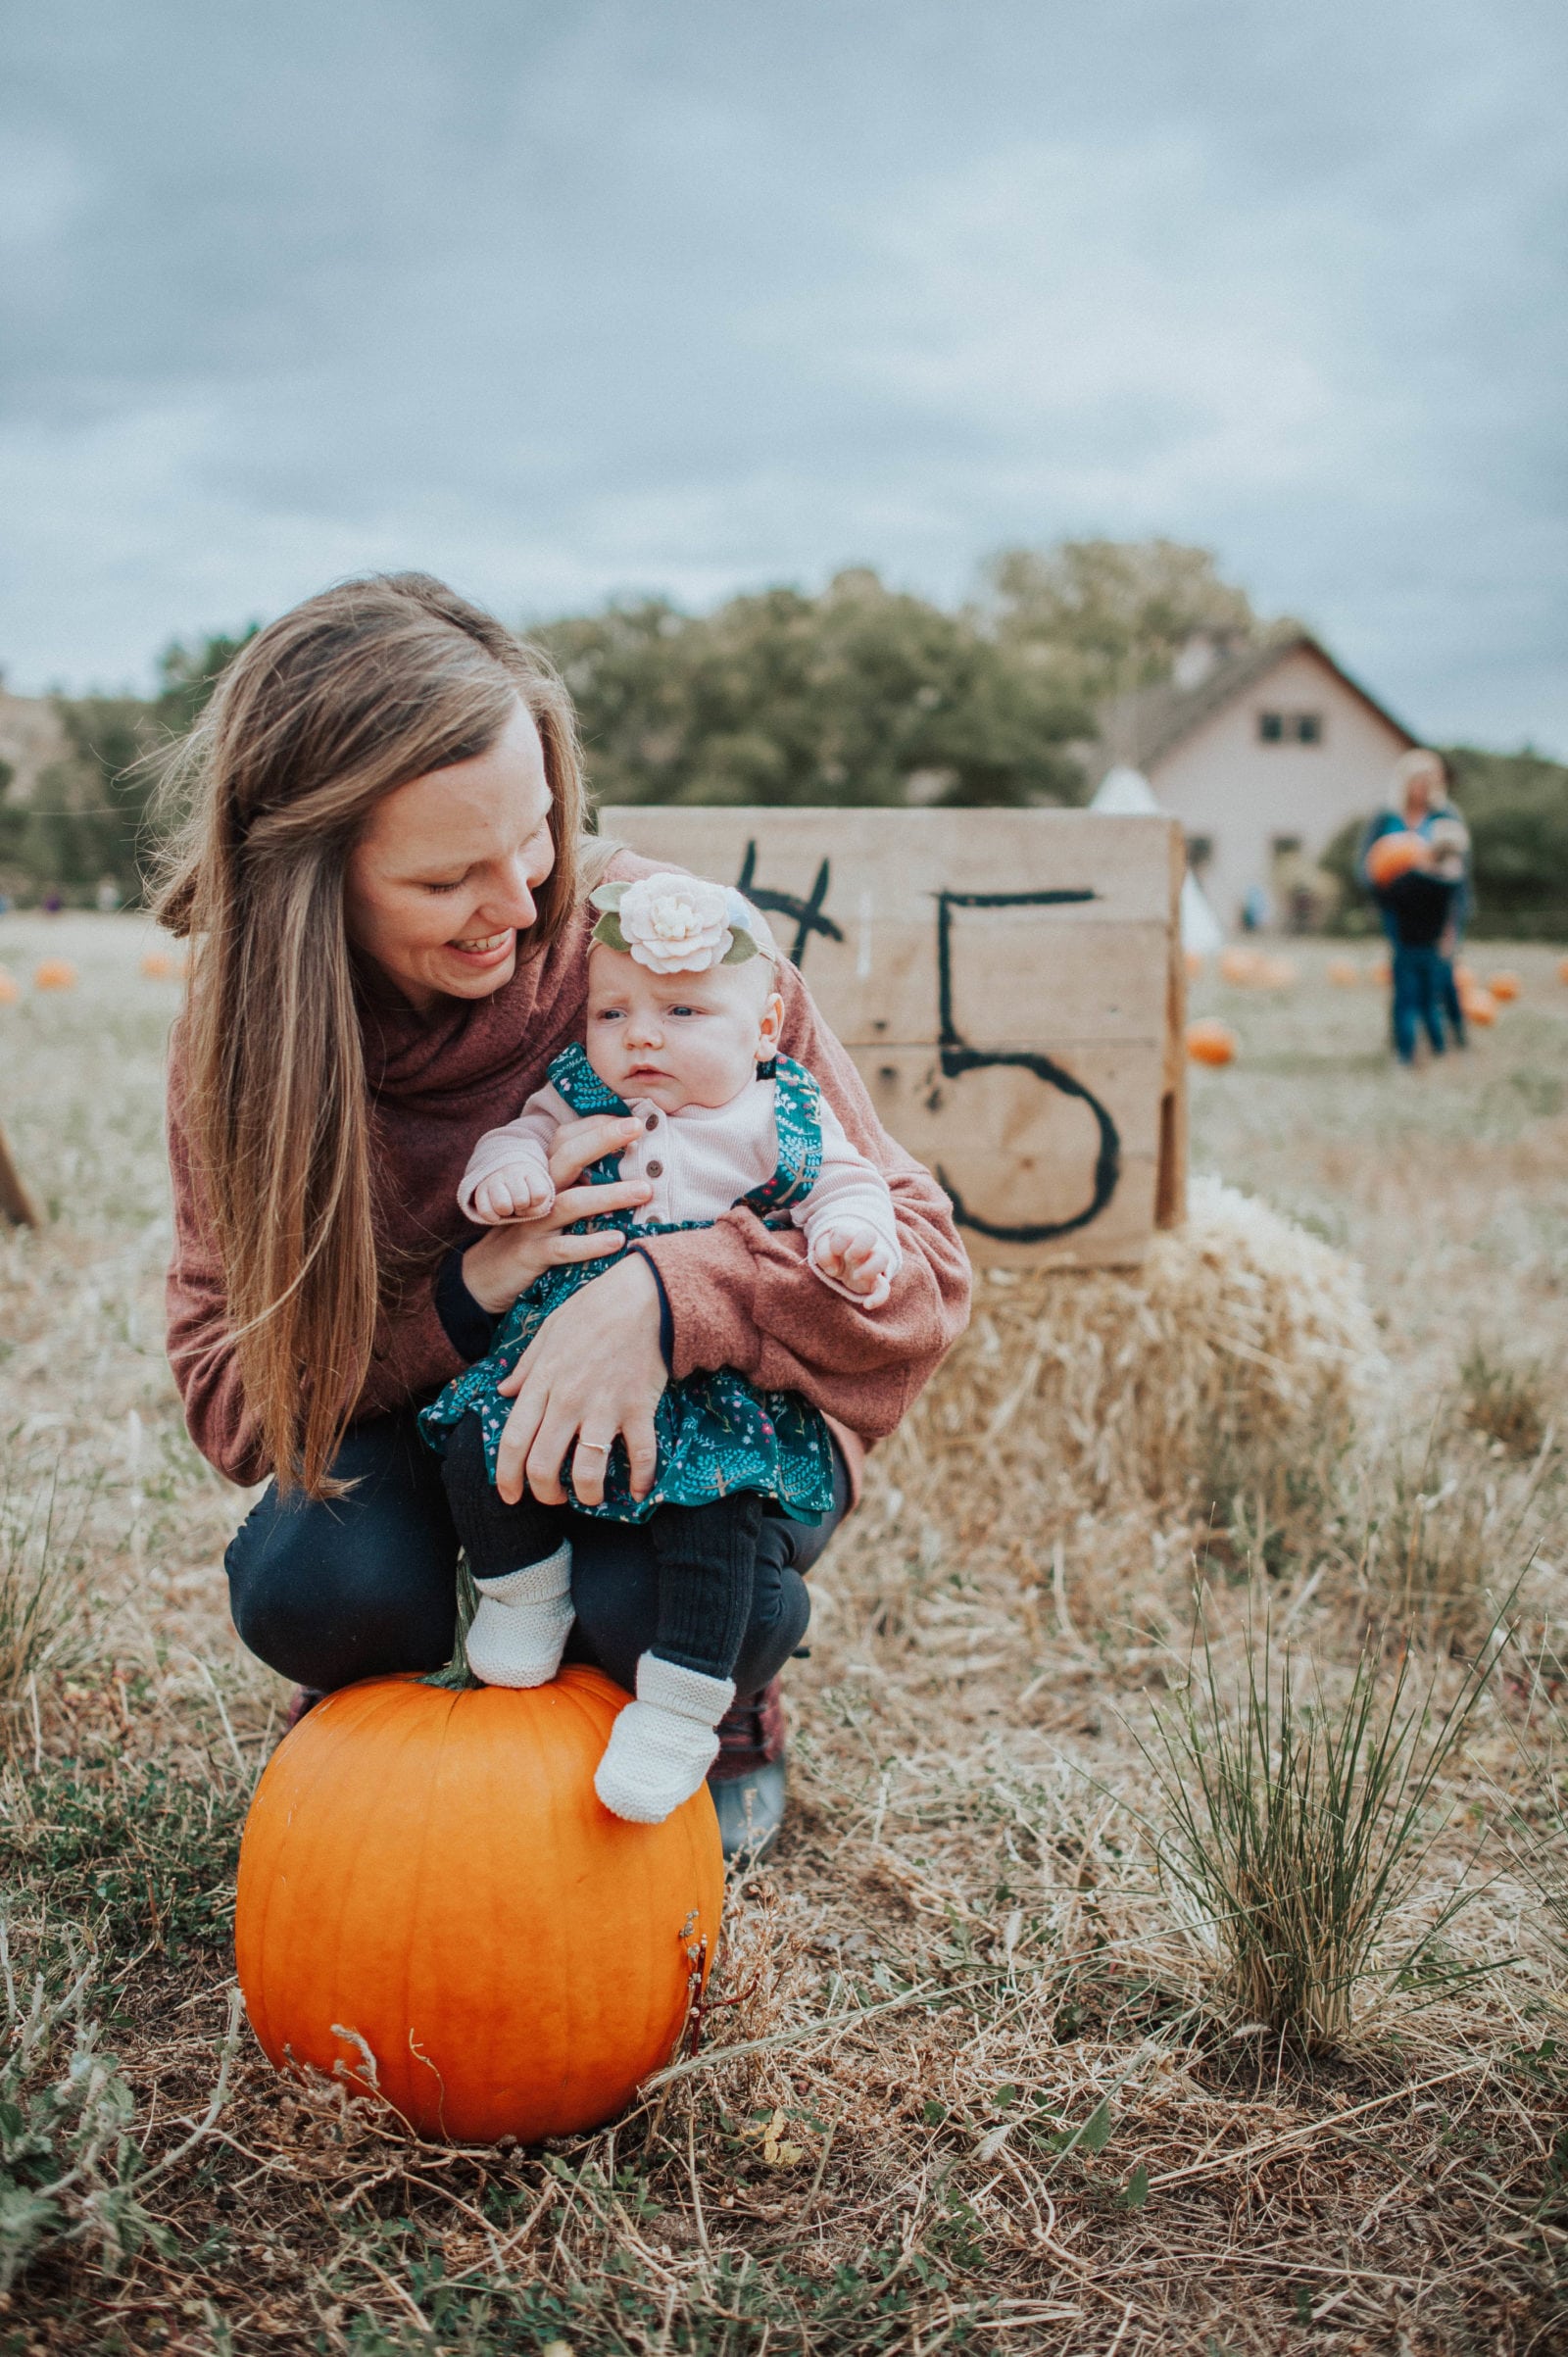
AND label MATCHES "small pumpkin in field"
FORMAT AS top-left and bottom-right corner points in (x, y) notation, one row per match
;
(1453, 961), (1477, 990)
(1559, 957), (1568, 987)
(1218, 947), (1264, 986)
(1488, 971), (1521, 1003)
(32, 958), (77, 991)
(236, 1666), (722, 2144)
(0, 966), (18, 1006)
(1184, 950), (1204, 980)
(1187, 1018), (1238, 1067)
(1326, 958), (1360, 986)
(140, 949), (174, 979)
(1368, 957), (1392, 986)
(1460, 987), (1497, 1027)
